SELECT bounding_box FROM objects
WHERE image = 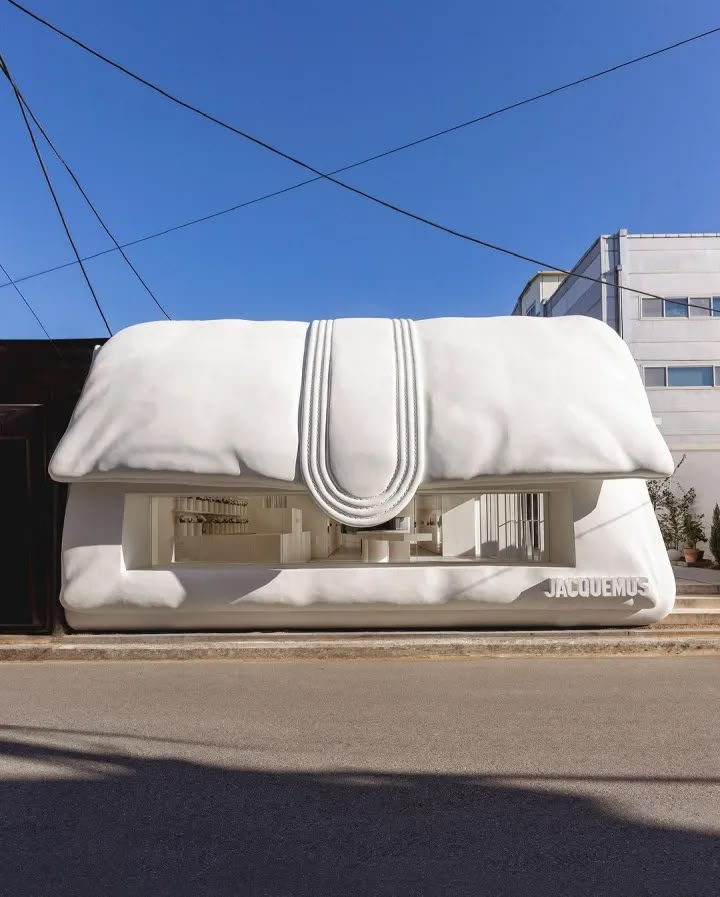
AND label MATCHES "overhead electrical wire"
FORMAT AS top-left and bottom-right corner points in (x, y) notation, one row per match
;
(0, 58), (171, 320)
(6, 1), (720, 312)
(3, 10), (719, 295)
(0, 53), (112, 334)
(0, 256), (58, 347)
(20, 101), (172, 320)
